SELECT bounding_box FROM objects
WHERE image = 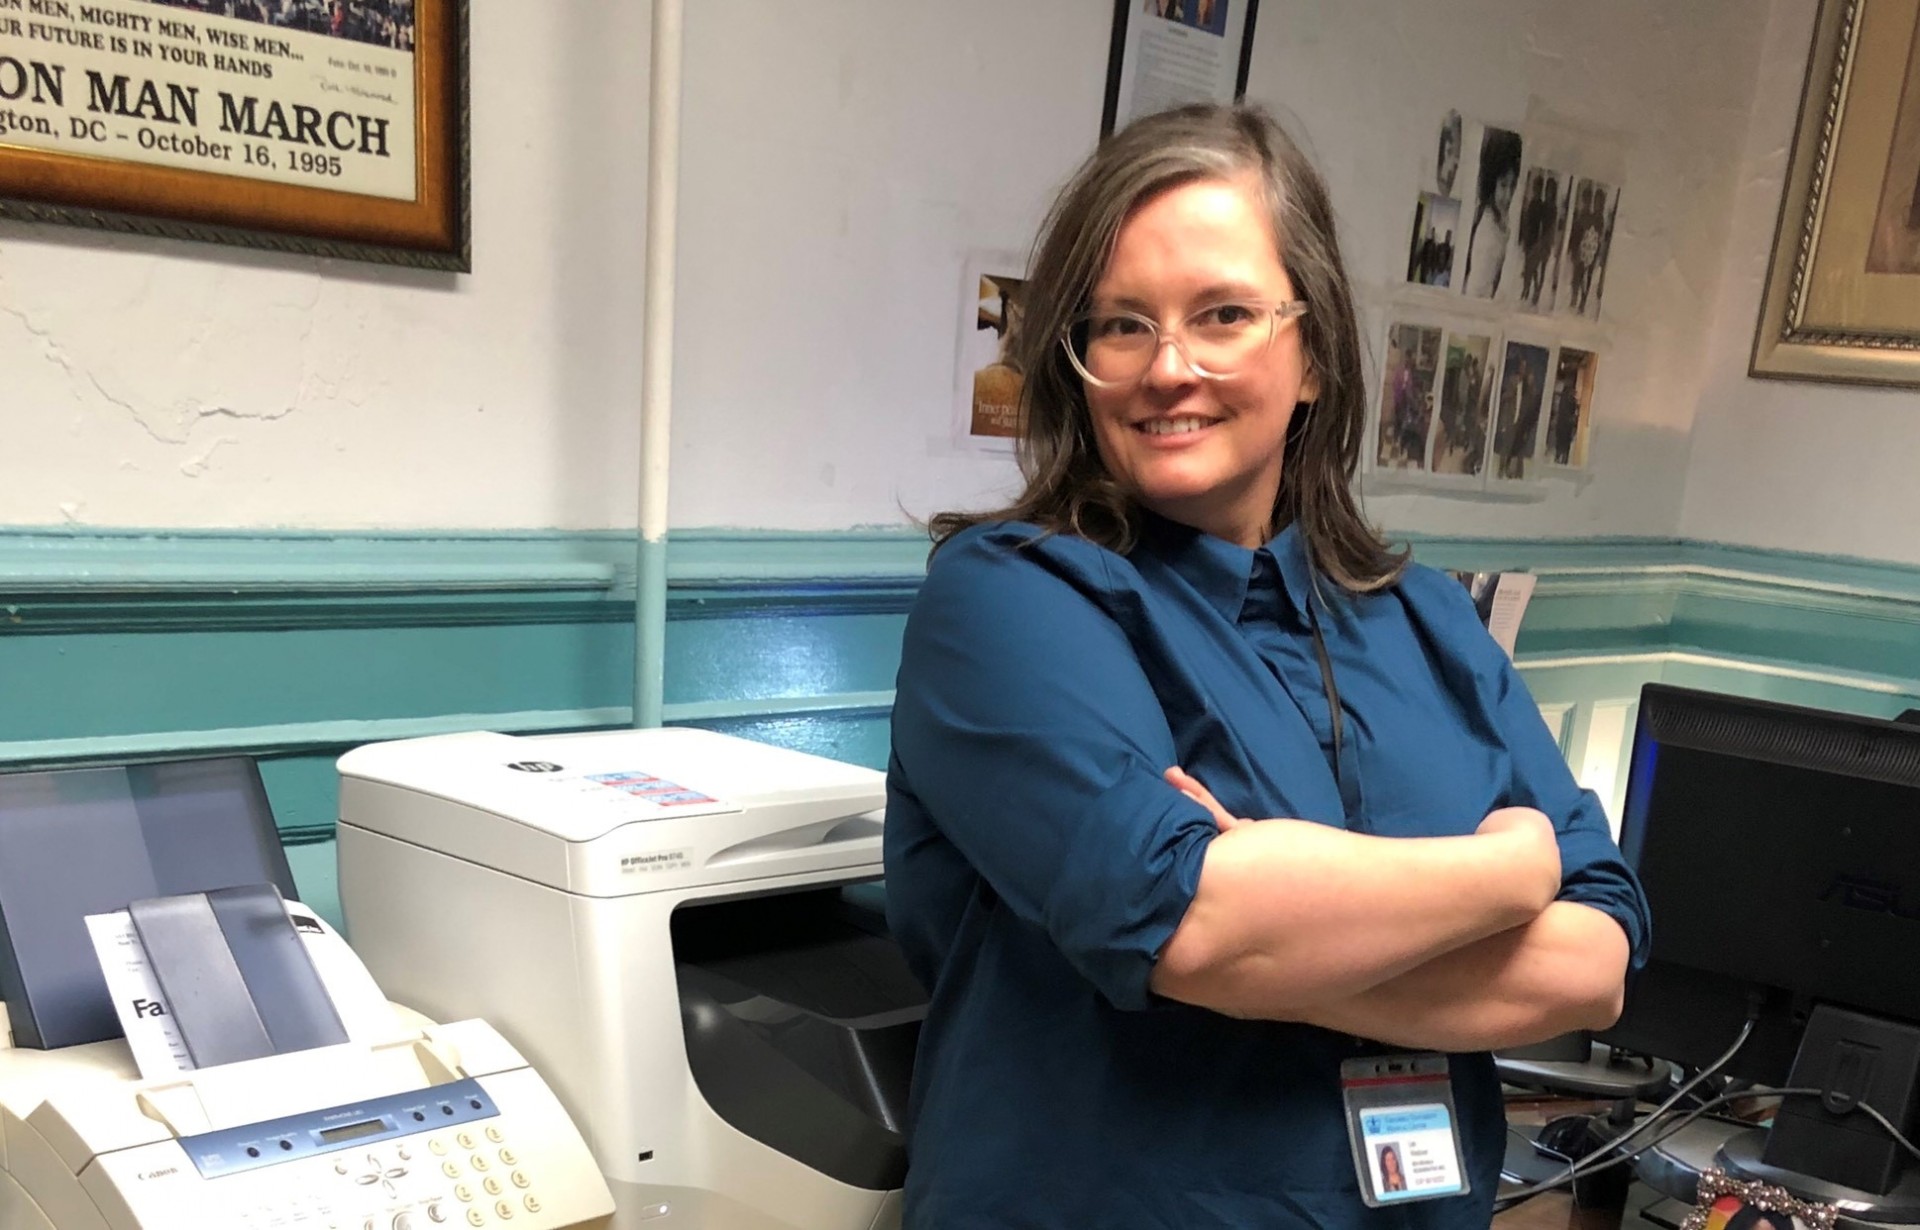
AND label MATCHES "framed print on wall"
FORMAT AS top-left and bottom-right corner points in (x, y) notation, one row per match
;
(0, 0), (468, 270)
(1752, 0), (1920, 387)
